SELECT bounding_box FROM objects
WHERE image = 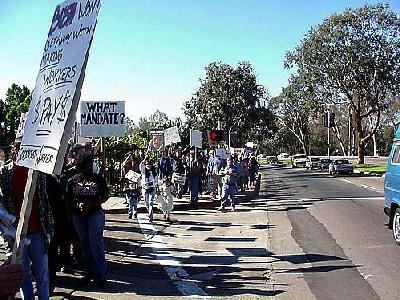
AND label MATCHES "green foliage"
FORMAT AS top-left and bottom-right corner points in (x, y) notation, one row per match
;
(184, 61), (271, 146)
(272, 74), (322, 155)
(285, 3), (400, 163)
(1, 84), (31, 146)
